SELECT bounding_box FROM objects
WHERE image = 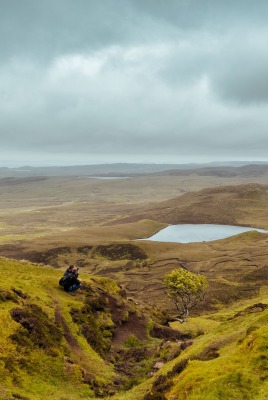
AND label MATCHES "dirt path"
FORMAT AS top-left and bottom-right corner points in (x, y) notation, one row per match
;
(53, 298), (94, 373)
